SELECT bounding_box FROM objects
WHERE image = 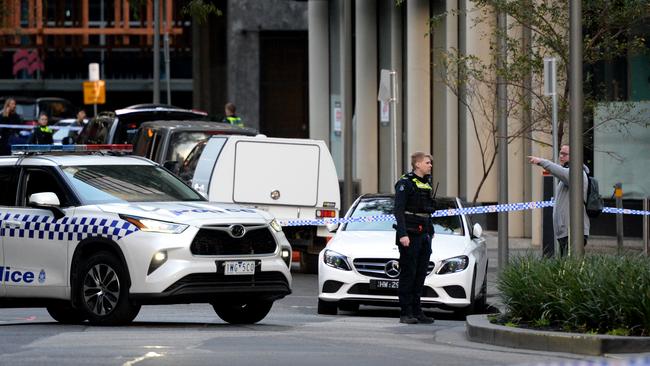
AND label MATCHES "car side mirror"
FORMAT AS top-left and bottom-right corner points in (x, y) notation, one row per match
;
(28, 192), (65, 220)
(326, 223), (340, 233)
(163, 160), (179, 174)
(472, 223), (483, 239)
